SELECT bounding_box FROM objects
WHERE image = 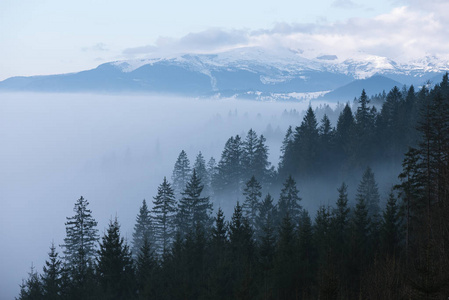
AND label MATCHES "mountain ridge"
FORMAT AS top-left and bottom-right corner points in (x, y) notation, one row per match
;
(1, 47), (448, 100)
